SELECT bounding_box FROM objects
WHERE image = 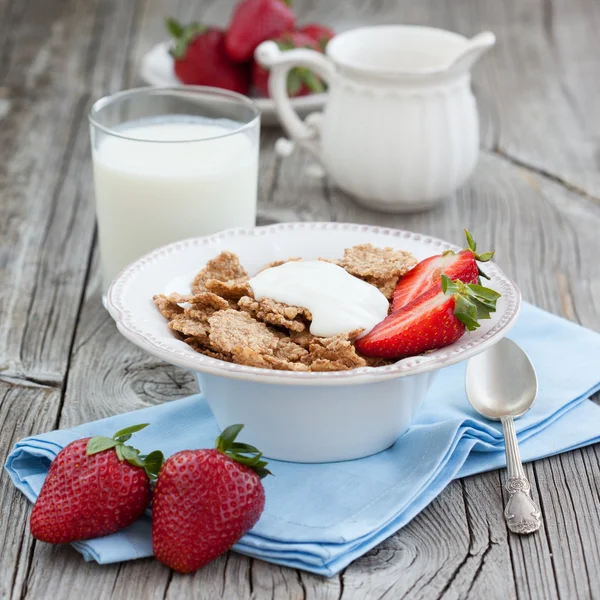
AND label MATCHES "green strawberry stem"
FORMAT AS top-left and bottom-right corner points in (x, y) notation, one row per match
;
(464, 229), (495, 262)
(463, 229), (494, 281)
(443, 230), (494, 281)
(216, 424), (272, 479)
(166, 18), (206, 59)
(442, 274), (501, 331)
(87, 424), (164, 483)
